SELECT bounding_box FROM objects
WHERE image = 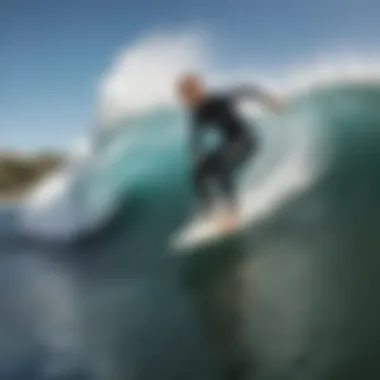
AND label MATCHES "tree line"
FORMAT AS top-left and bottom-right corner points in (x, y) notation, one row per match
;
(0, 152), (65, 199)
